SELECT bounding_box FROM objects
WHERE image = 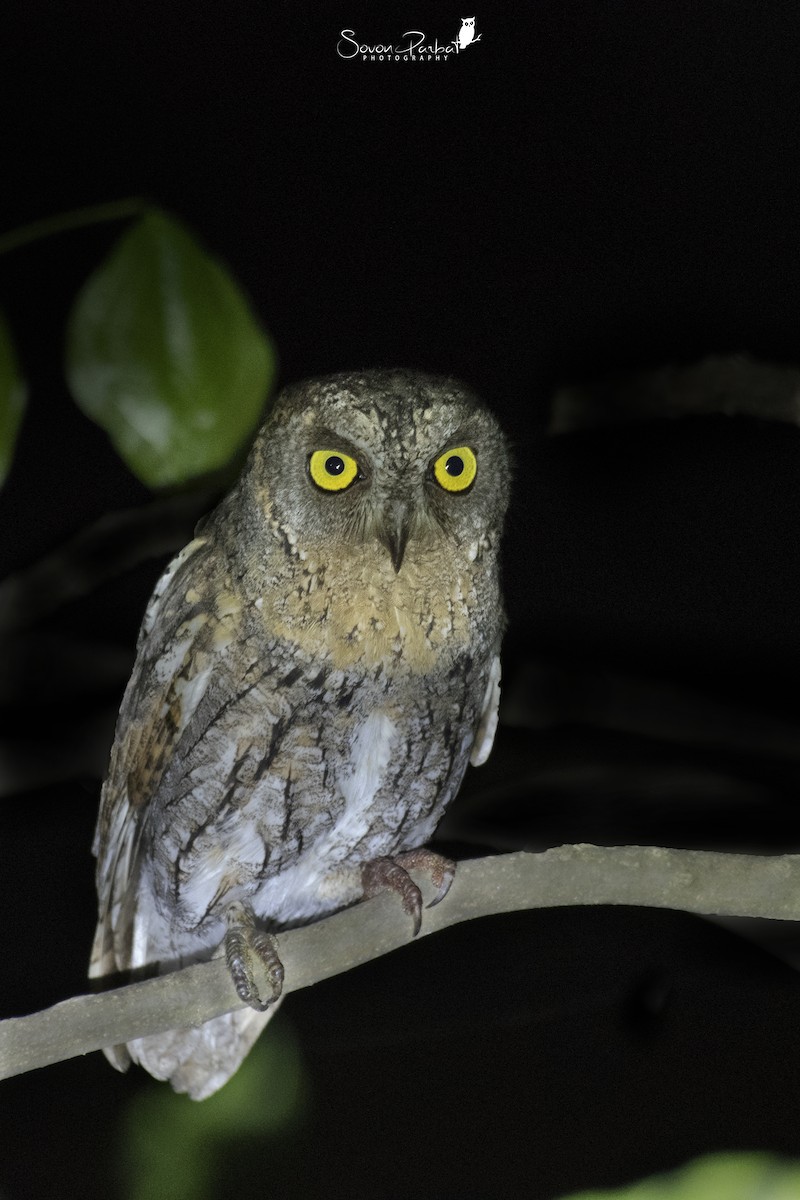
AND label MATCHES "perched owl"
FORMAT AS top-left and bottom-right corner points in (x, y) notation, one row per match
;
(91, 369), (510, 1099)
(457, 17), (480, 49)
